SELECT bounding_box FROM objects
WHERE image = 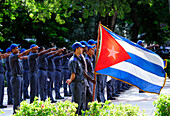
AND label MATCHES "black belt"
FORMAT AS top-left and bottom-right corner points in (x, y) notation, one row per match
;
(29, 71), (37, 73)
(47, 69), (54, 71)
(39, 67), (46, 71)
(55, 69), (61, 72)
(13, 74), (22, 77)
(63, 68), (69, 70)
(73, 78), (84, 82)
